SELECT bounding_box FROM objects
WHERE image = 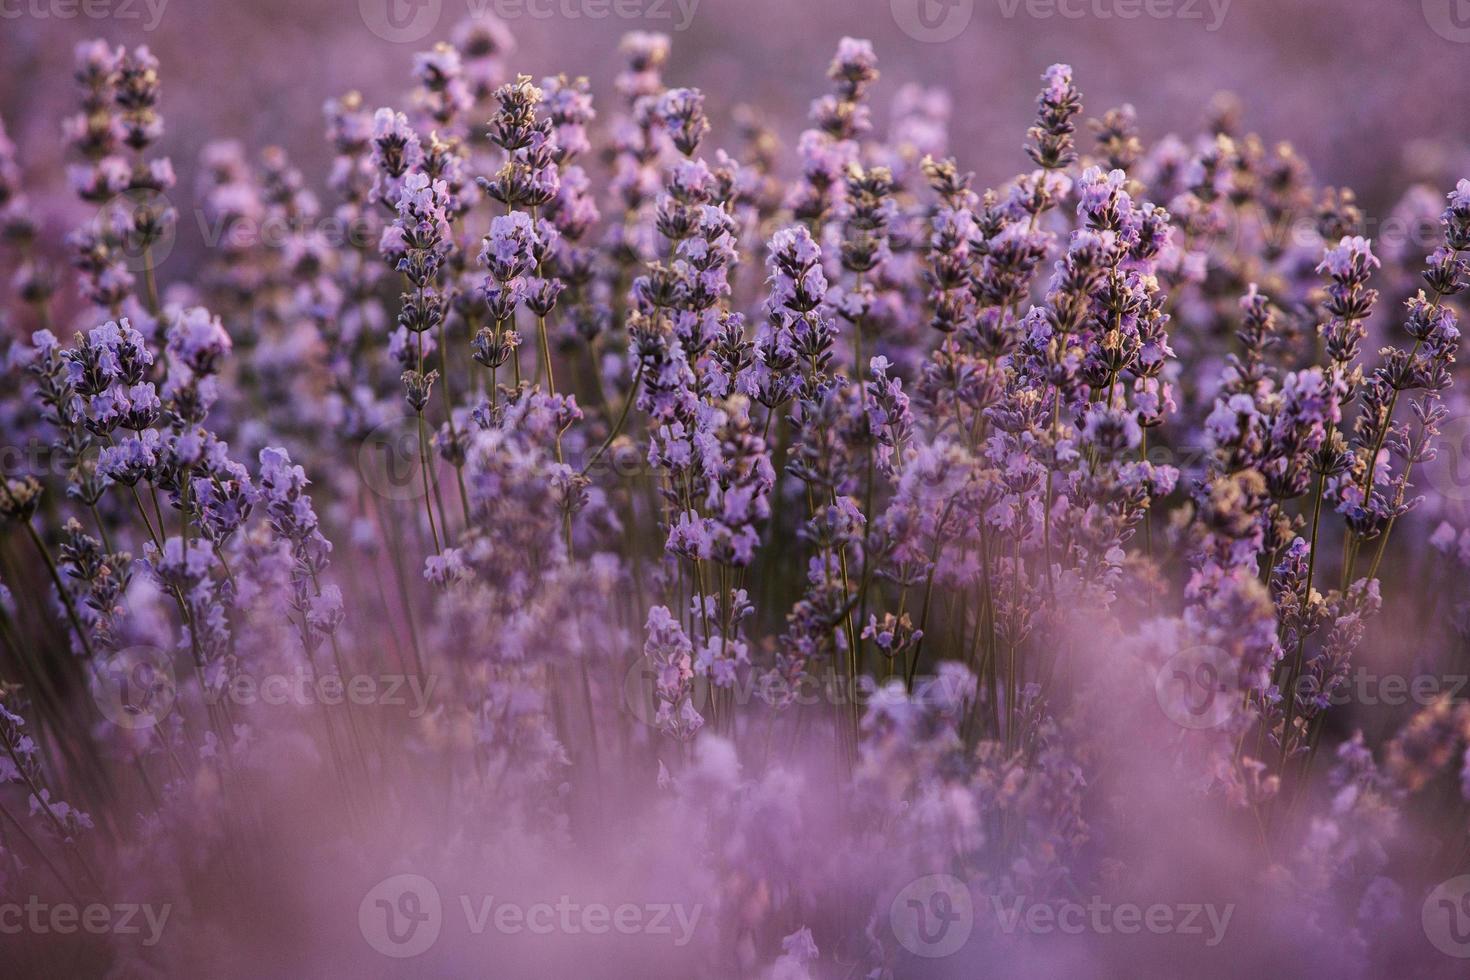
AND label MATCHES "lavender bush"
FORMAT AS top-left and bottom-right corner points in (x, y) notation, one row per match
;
(2, 18), (1470, 978)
